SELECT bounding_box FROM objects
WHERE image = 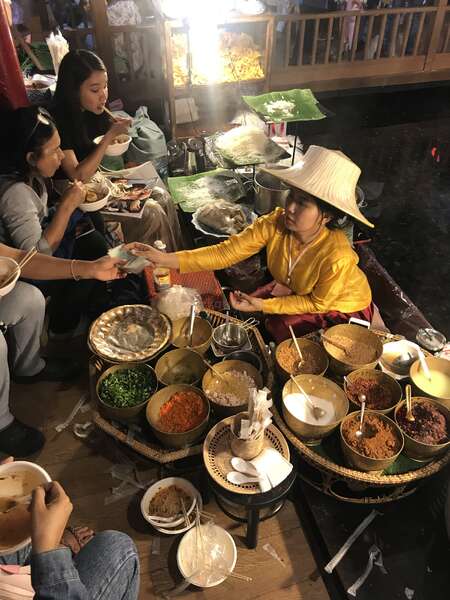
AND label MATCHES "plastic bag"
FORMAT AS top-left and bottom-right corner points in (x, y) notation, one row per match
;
(126, 106), (168, 177)
(154, 285), (203, 322)
(45, 30), (69, 75)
